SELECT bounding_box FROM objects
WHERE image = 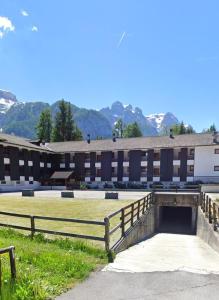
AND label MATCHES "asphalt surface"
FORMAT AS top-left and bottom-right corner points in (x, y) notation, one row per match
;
(56, 271), (219, 300)
(57, 234), (219, 300)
